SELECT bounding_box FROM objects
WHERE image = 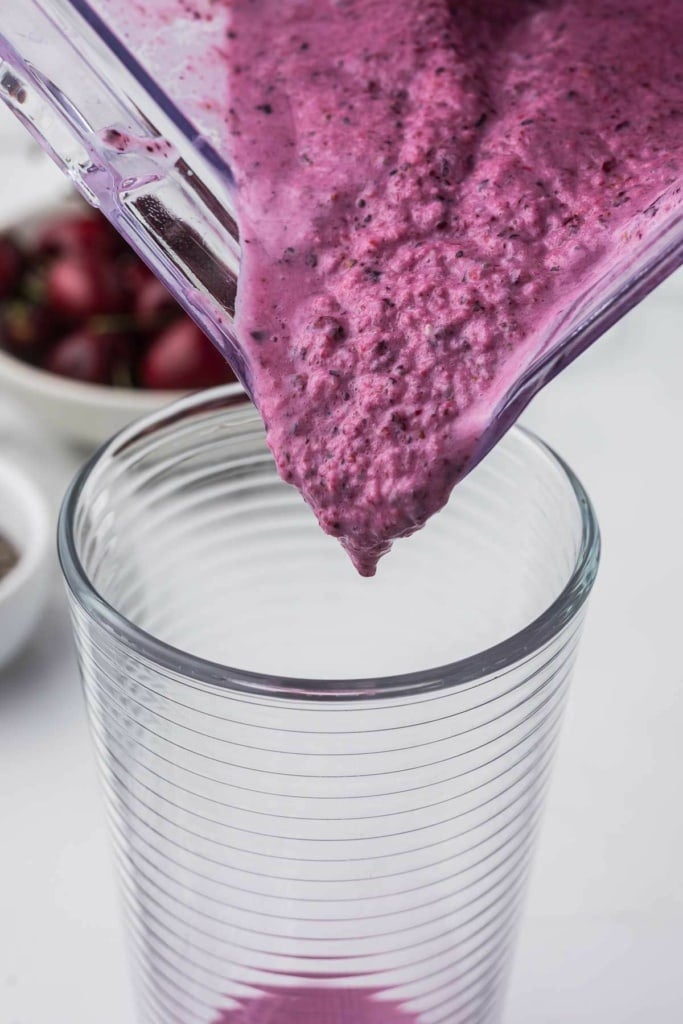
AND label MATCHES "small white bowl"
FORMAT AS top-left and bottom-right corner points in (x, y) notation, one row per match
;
(0, 348), (185, 448)
(0, 198), (187, 448)
(0, 457), (51, 670)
